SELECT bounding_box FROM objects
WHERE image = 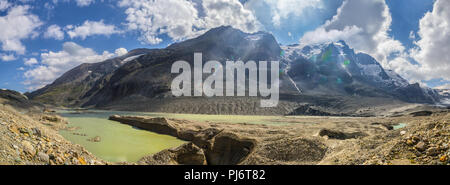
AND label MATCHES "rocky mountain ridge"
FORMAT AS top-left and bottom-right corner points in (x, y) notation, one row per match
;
(27, 26), (442, 114)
